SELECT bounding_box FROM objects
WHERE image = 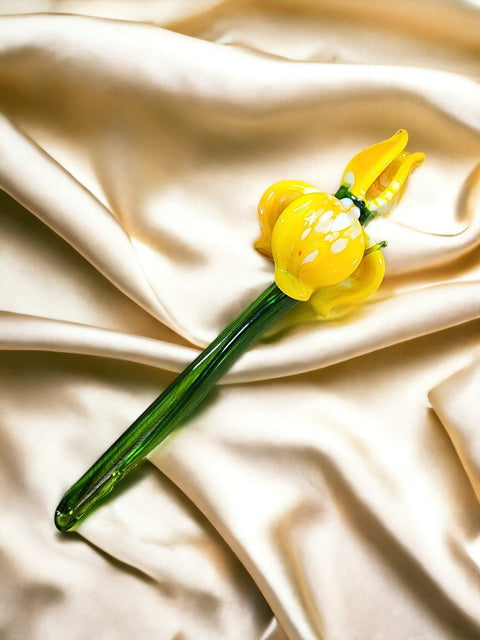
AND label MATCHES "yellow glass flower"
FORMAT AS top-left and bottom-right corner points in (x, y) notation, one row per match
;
(255, 130), (424, 312)
(55, 131), (425, 533)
